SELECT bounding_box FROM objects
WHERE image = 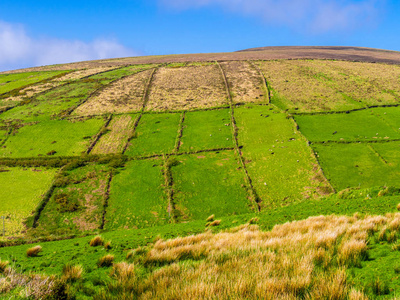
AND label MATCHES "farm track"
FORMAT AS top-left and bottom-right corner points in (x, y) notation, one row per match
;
(99, 172), (113, 230)
(86, 115), (113, 154)
(217, 61), (261, 211)
(122, 67), (159, 154)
